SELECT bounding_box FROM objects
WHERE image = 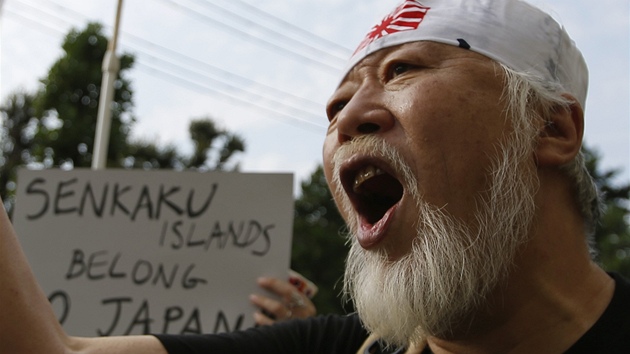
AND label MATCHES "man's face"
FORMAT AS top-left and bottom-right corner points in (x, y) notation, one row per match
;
(323, 41), (540, 344)
(323, 41), (512, 259)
